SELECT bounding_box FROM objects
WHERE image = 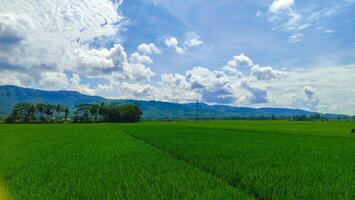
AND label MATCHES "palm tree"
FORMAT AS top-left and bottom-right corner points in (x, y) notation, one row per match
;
(36, 103), (45, 121)
(64, 108), (70, 120)
(55, 104), (62, 121)
(44, 104), (54, 121)
(90, 104), (99, 122)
